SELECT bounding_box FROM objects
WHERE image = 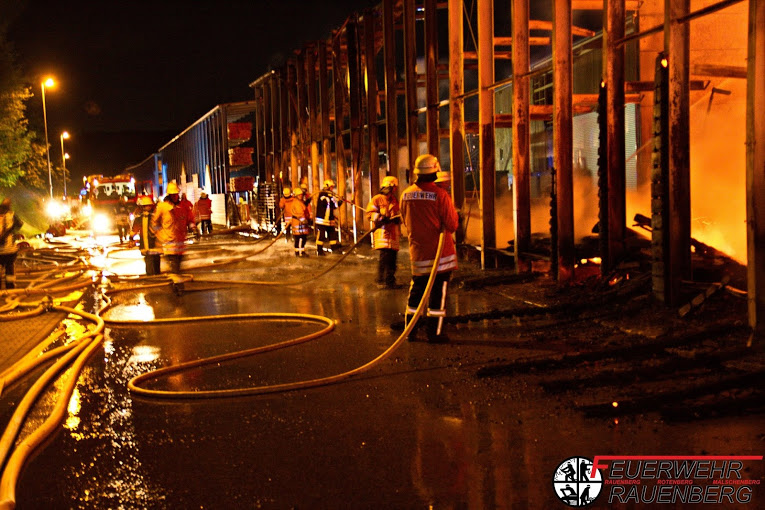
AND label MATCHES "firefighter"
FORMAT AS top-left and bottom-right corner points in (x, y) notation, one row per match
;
(290, 187), (311, 257)
(194, 192), (213, 235)
(315, 179), (340, 255)
(133, 196), (161, 275)
(151, 182), (196, 292)
(366, 175), (401, 289)
(0, 198), (23, 290)
(435, 171), (452, 192)
(400, 154), (459, 343)
(114, 196), (132, 244)
(279, 187), (294, 240)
